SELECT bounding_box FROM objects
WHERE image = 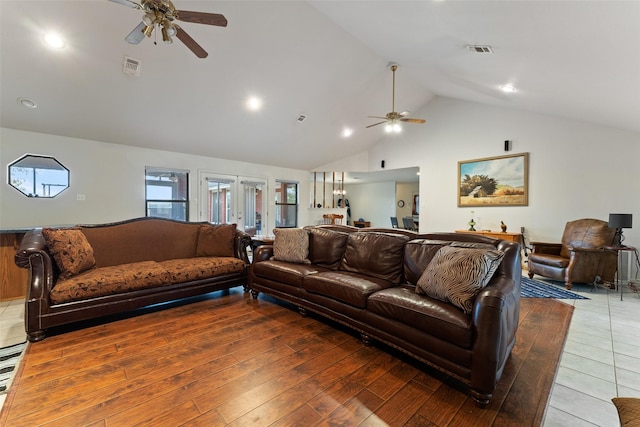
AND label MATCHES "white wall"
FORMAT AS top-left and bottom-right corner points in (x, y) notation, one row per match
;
(344, 181), (395, 228)
(0, 128), (310, 232)
(4, 95), (639, 252)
